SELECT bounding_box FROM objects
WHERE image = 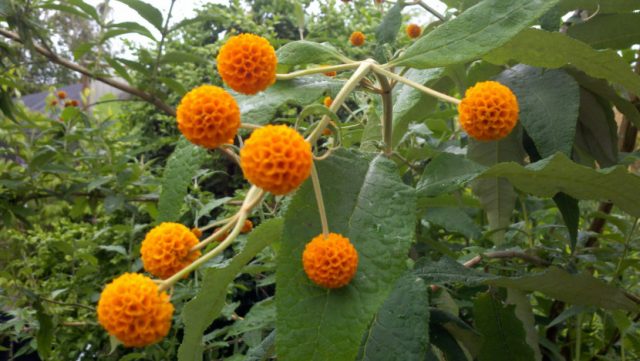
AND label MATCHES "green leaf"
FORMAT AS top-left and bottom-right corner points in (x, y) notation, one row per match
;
(414, 257), (495, 285)
(276, 41), (349, 67)
(567, 14), (640, 49)
(360, 106), (382, 153)
(244, 330), (276, 361)
(375, 1), (403, 45)
(485, 267), (638, 311)
(38, 4), (90, 19)
(430, 324), (470, 361)
(473, 293), (536, 361)
(556, 0), (640, 14)
(160, 77), (187, 96)
(392, 68), (448, 146)
(104, 56), (132, 83)
(468, 127), (525, 243)
(178, 218), (283, 361)
(158, 138), (207, 222)
(116, 0), (164, 32)
(430, 308), (483, 357)
(393, 0), (560, 68)
(479, 153), (640, 217)
(276, 149), (416, 361)
(66, 0), (101, 22)
(574, 89), (619, 167)
(160, 51), (208, 65)
(484, 28), (640, 95)
(357, 275), (429, 361)
(552, 192), (579, 251)
(35, 301), (53, 360)
(423, 207), (482, 240)
(104, 22), (156, 41)
(234, 76), (343, 125)
(506, 289), (542, 361)
(496, 65), (579, 158)
(417, 152), (486, 197)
